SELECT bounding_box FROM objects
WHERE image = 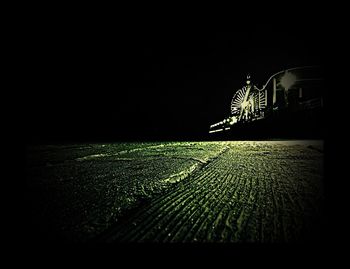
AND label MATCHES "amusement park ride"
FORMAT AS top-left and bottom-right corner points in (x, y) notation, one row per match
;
(209, 66), (324, 136)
